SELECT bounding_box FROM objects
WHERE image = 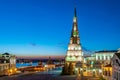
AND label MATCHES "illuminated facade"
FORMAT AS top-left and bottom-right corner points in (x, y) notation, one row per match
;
(102, 64), (112, 80)
(94, 50), (117, 65)
(62, 8), (83, 75)
(83, 50), (118, 77)
(65, 8), (83, 63)
(0, 53), (16, 76)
